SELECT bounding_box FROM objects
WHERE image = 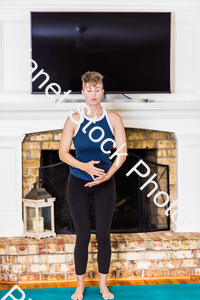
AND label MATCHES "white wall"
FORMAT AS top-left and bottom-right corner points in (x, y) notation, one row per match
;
(0, 0), (200, 103)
